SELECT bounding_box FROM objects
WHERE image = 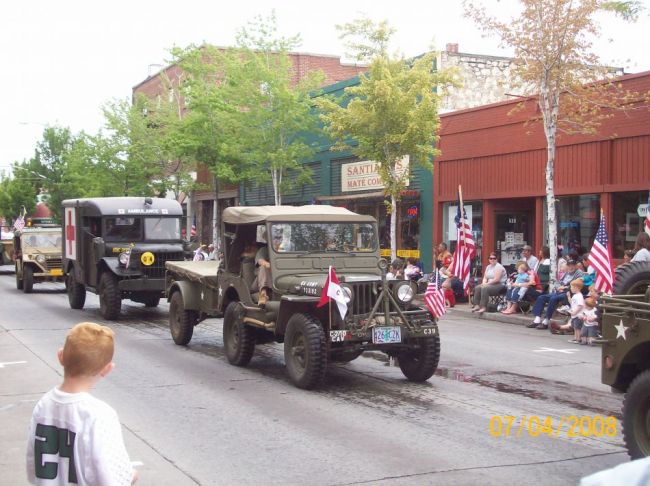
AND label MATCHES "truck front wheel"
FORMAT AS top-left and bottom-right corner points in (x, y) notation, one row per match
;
(99, 272), (121, 320)
(284, 313), (327, 389)
(66, 272), (86, 309)
(223, 302), (255, 366)
(169, 291), (197, 345)
(398, 335), (440, 382)
(623, 369), (650, 459)
(23, 266), (34, 294)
